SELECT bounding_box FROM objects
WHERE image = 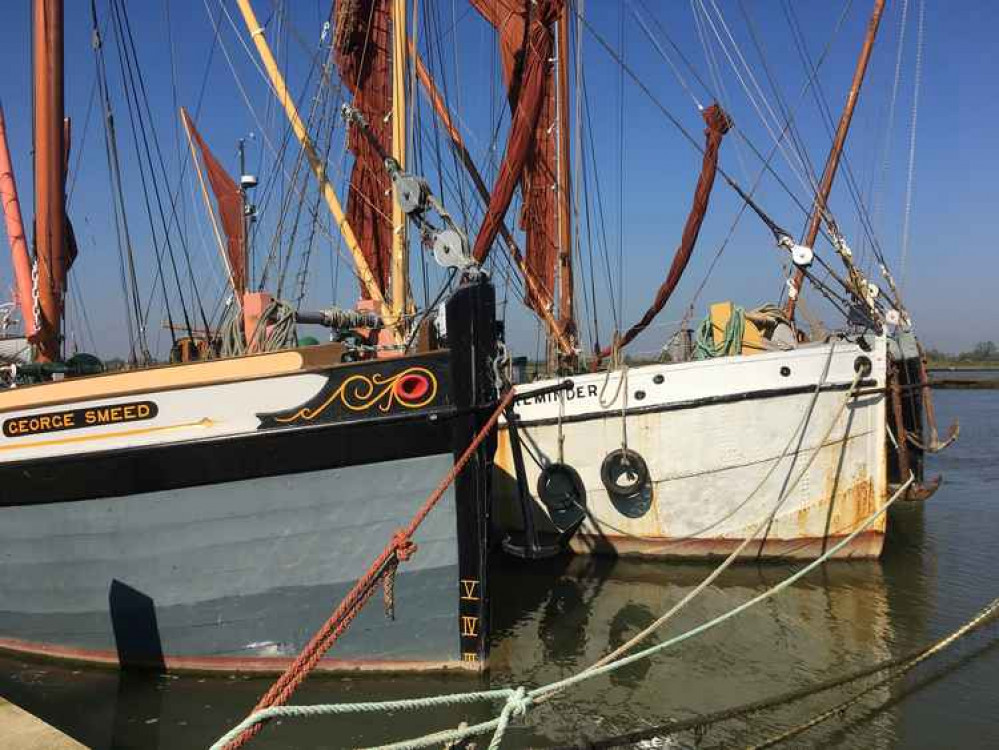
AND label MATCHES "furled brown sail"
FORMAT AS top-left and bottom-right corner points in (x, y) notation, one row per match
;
(597, 104), (731, 361)
(333, 0), (393, 299)
(470, 0), (562, 313)
(181, 108), (246, 295)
